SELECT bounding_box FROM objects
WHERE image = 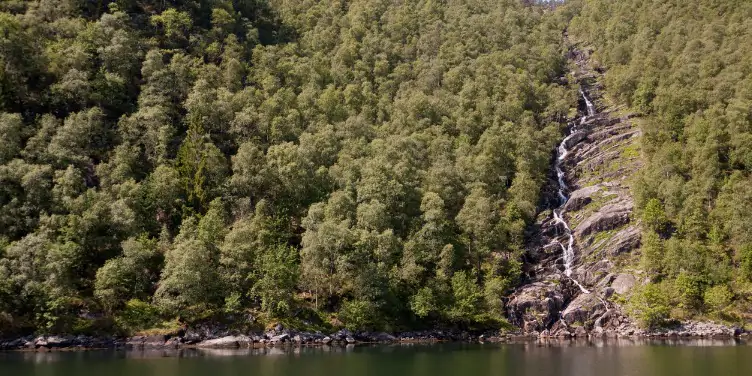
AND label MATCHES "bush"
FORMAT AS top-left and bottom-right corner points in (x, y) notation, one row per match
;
(627, 283), (671, 329)
(674, 272), (704, 310)
(115, 299), (161, 332)
(338, 299), (380, 331)
(704, 285), (733, 313)
(410, 287), (438, 319)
